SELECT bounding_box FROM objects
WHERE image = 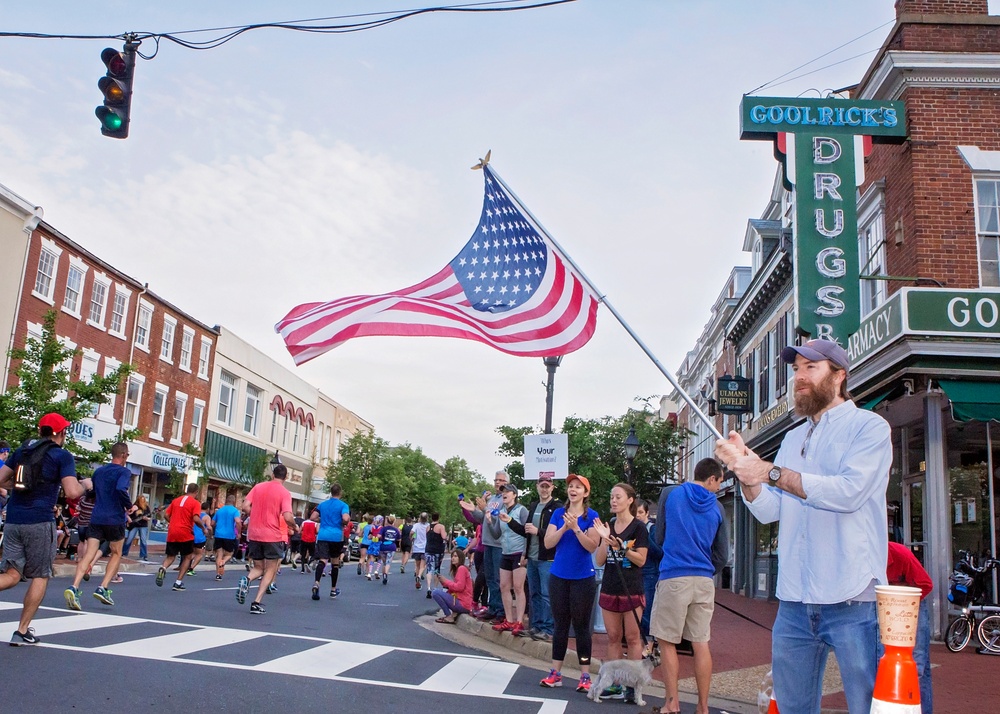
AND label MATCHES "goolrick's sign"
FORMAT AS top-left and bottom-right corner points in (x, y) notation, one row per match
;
(740, 96), (907, 345)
